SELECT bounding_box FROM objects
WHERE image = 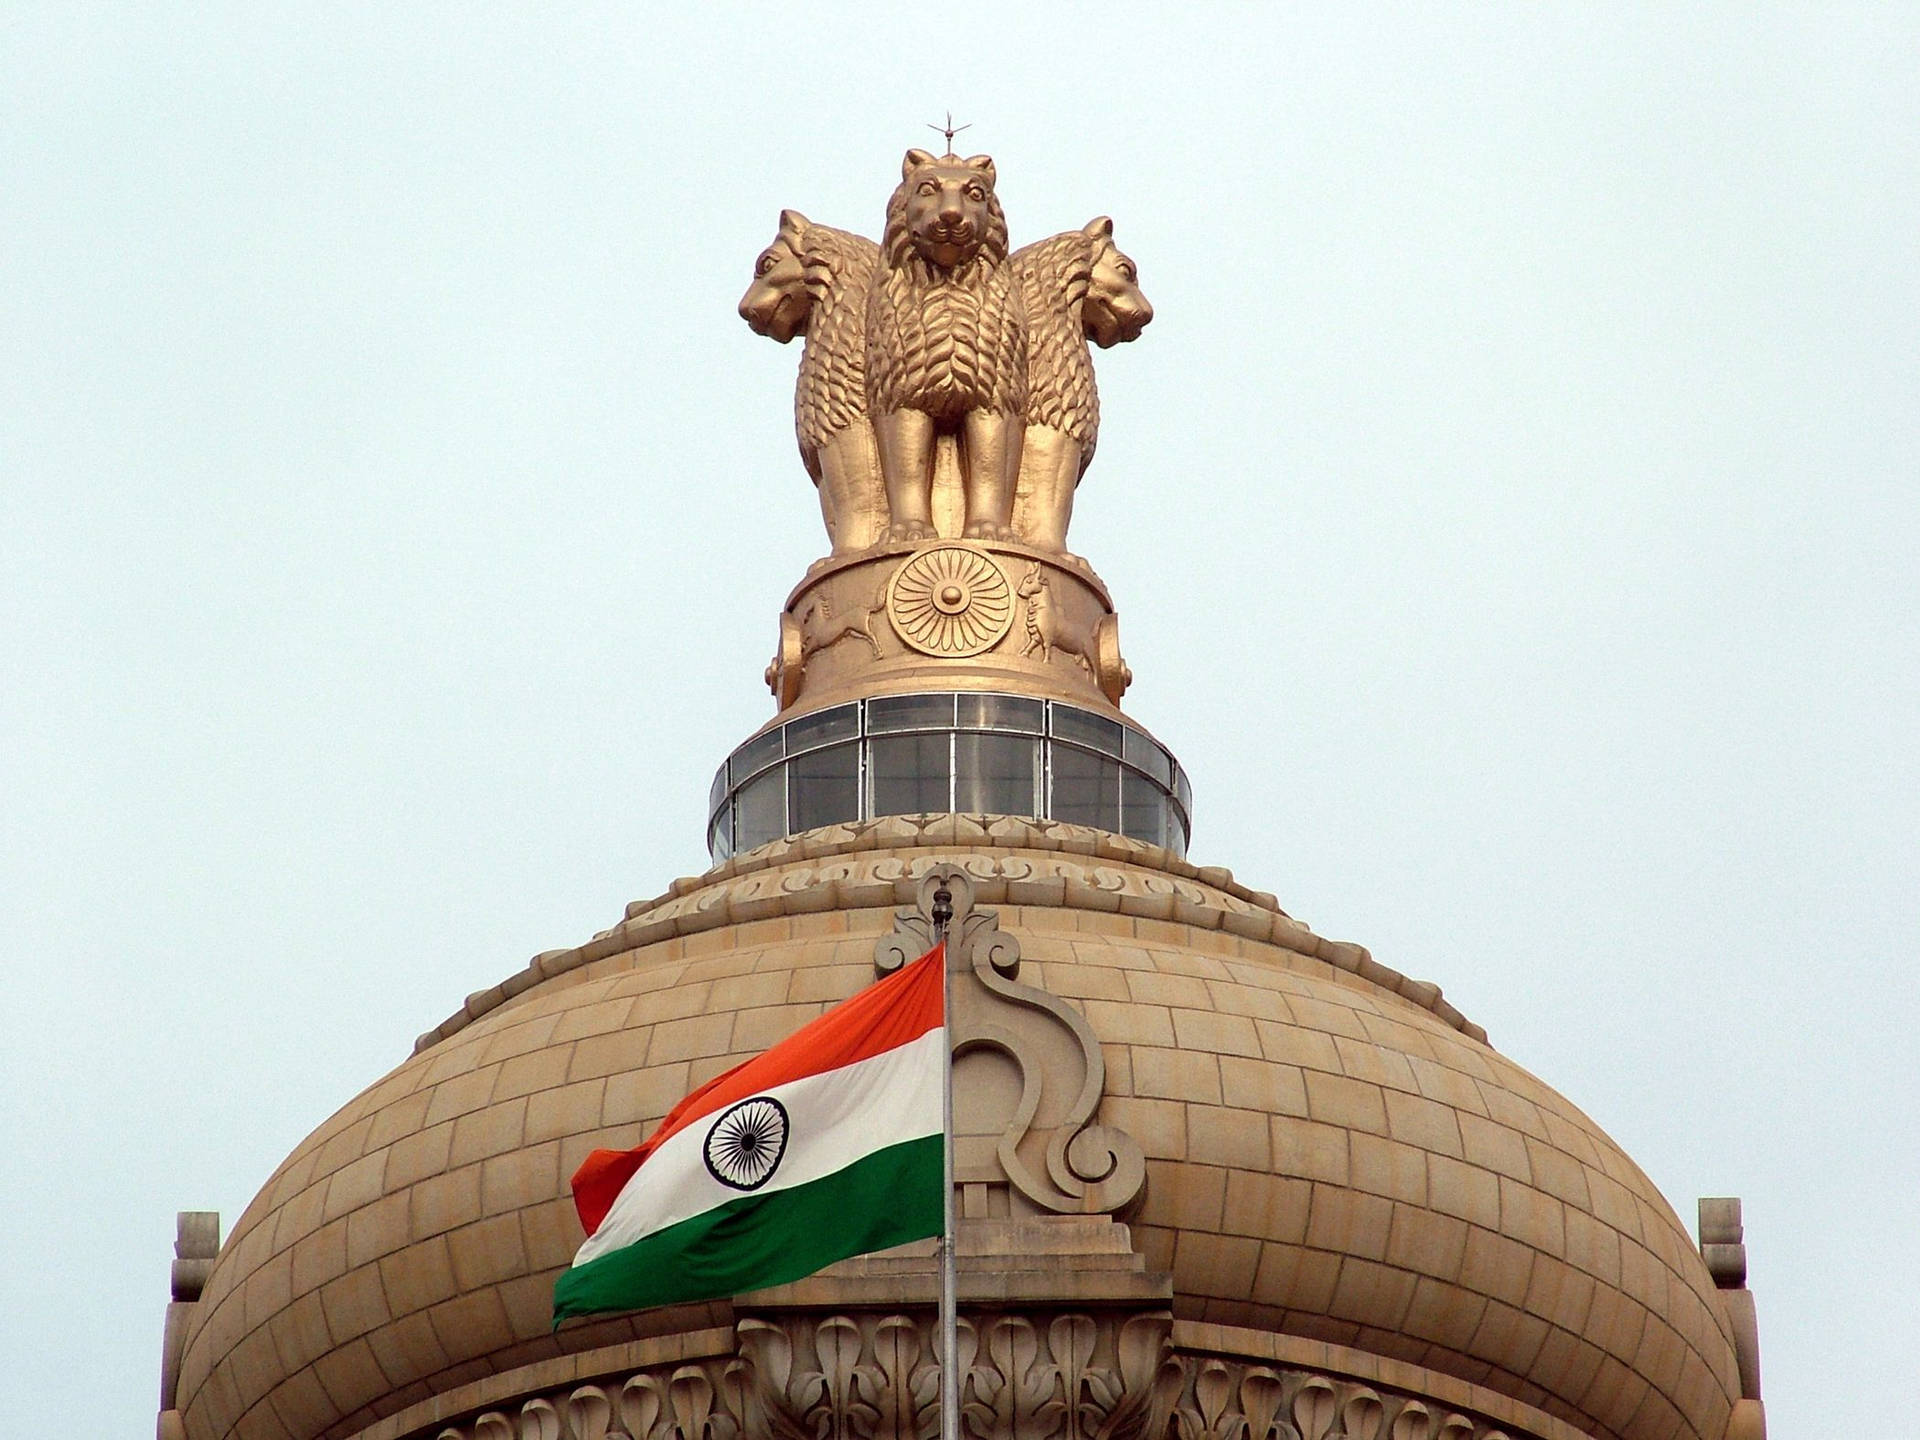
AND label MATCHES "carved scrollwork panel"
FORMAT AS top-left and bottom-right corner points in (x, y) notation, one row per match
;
(873, 865), (1144, 1216)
